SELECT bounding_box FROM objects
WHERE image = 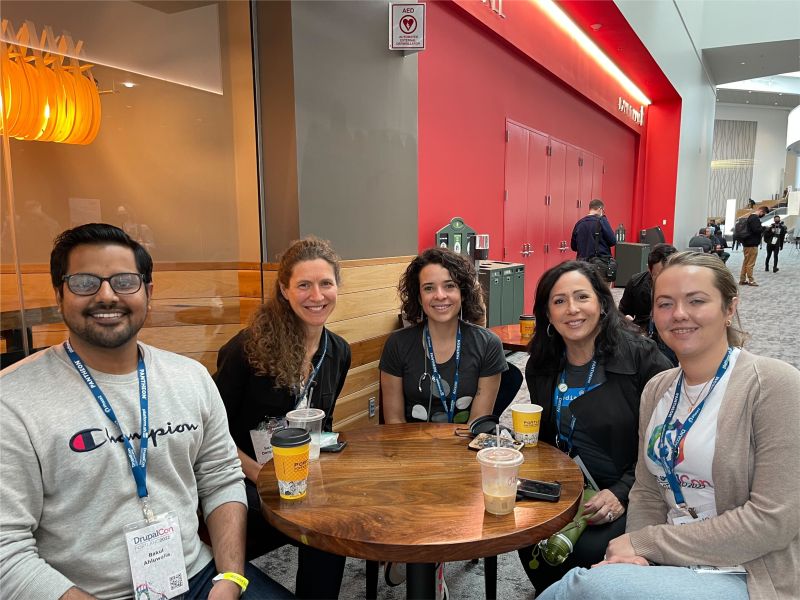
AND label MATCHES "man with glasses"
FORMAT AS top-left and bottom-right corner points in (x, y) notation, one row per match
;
(0, 224), (290, 600)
